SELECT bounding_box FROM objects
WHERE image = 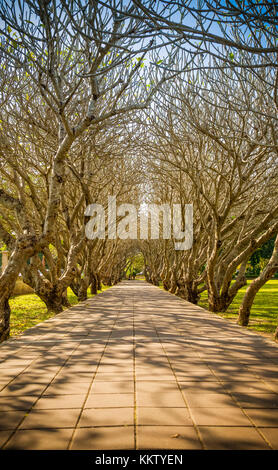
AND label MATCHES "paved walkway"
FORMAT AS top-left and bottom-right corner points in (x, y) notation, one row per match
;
(0, 280), (278, 450)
